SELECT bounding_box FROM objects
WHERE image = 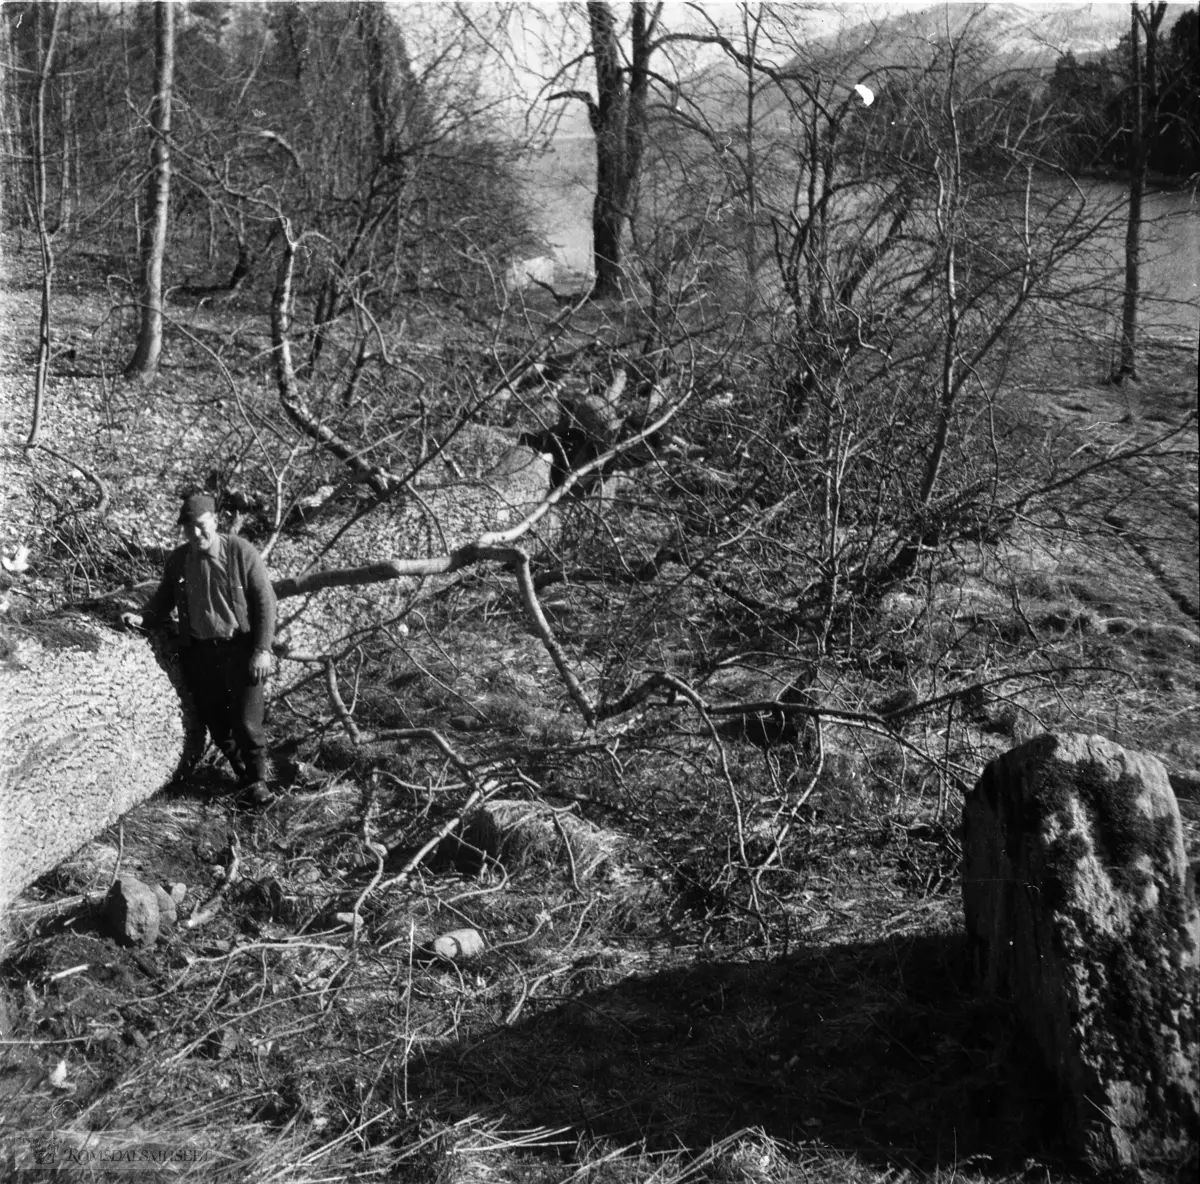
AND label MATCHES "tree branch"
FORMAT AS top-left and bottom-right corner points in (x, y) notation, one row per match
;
(270, 216), (397, 499)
